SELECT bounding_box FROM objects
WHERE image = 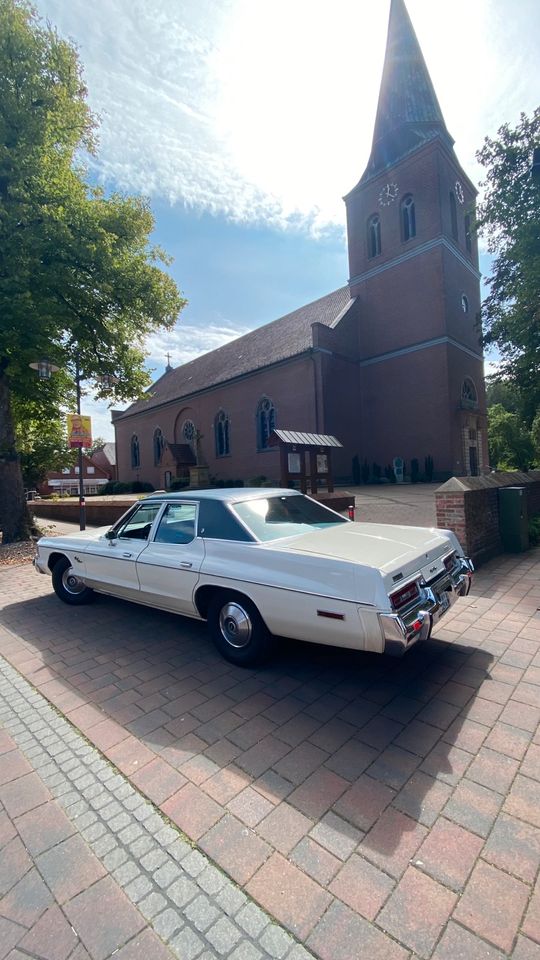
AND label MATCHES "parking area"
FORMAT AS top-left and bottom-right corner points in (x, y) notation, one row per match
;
(1, 494), (540, 958)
